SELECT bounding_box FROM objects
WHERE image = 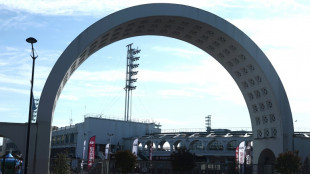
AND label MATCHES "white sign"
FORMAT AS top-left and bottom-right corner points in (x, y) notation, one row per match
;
(132, 138), (138, 156)
(238, 141), (245, 164)
(105, 143), (110, 160)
